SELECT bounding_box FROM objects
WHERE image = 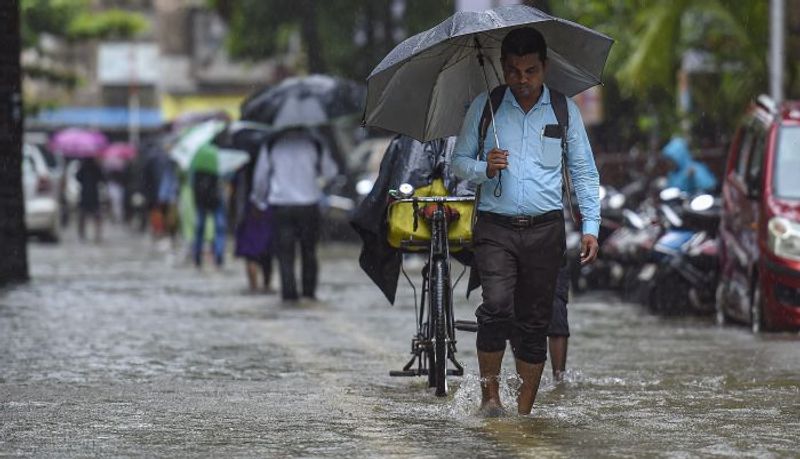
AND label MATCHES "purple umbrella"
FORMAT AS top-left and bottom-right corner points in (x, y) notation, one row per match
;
(49, 128), (109, 158)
